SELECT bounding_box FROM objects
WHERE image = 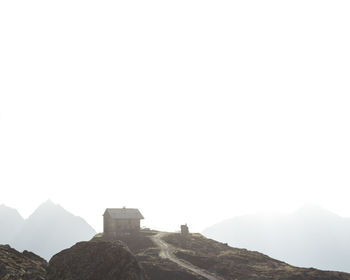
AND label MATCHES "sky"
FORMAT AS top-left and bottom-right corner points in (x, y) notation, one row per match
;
(0, 0), (350, 233)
